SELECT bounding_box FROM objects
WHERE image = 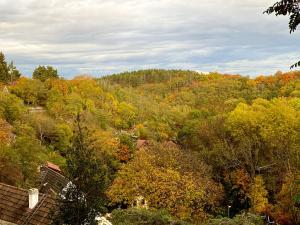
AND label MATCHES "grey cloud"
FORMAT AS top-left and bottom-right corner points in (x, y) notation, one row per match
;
(0, 0), (298, 77)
